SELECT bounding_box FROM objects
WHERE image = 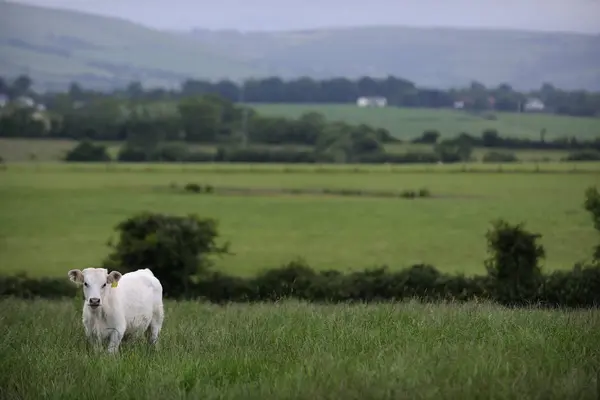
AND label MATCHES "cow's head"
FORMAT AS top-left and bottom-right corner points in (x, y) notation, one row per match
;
(68, 268), (122, 309)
